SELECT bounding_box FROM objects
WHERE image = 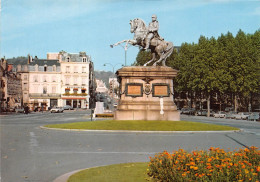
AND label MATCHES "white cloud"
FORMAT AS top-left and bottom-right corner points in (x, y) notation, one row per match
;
(252, 6), (260, 16)
(1, 0), (104, 31)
